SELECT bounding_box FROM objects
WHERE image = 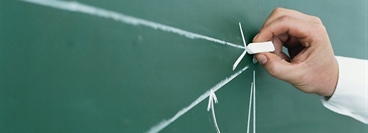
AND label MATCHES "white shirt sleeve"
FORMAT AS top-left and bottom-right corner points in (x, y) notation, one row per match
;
(321, 56), (368, 124)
